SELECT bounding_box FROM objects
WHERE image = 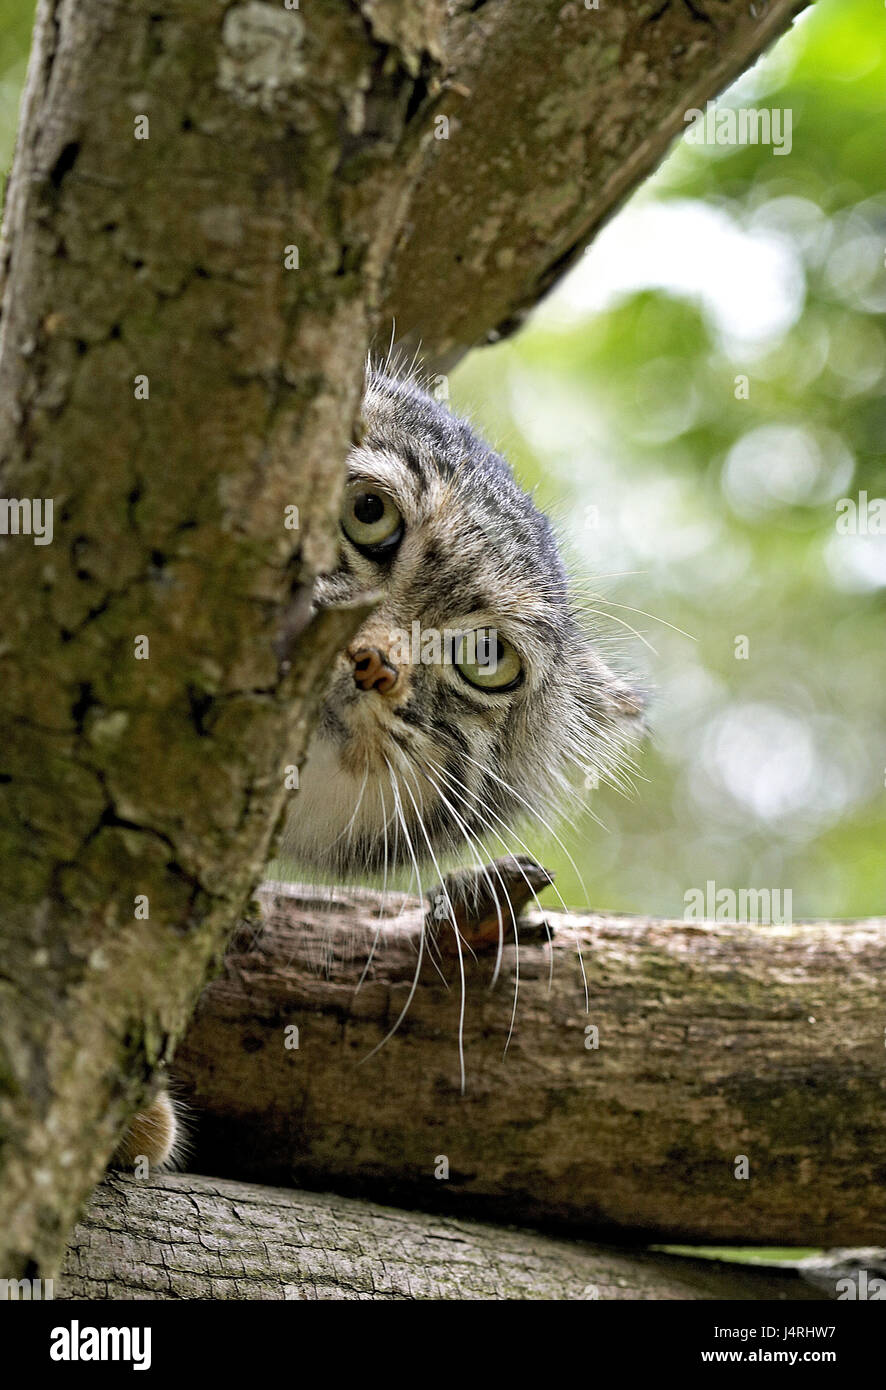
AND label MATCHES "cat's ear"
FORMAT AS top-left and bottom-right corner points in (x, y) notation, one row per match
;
(578, 648), (647, 730)
(606, 674), (646, 723)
